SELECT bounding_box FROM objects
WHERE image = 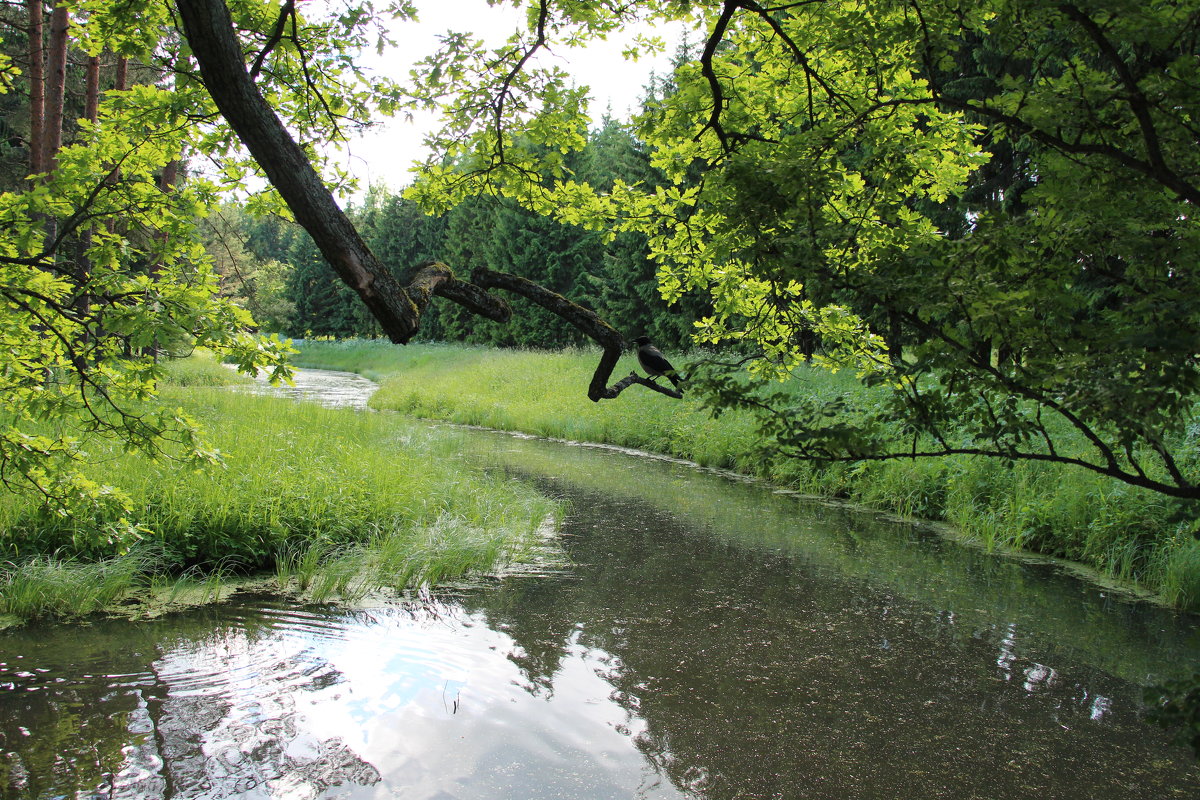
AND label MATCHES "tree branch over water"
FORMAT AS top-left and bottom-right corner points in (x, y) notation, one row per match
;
(175, 0), (679, 402)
